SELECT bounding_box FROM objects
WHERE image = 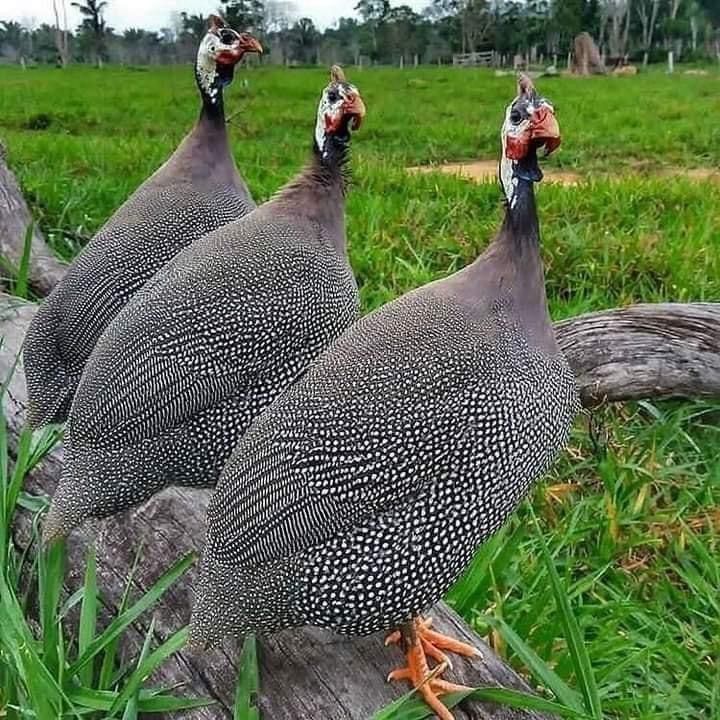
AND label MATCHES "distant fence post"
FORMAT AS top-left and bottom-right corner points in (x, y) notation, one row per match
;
(451, 51), (494, 67)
